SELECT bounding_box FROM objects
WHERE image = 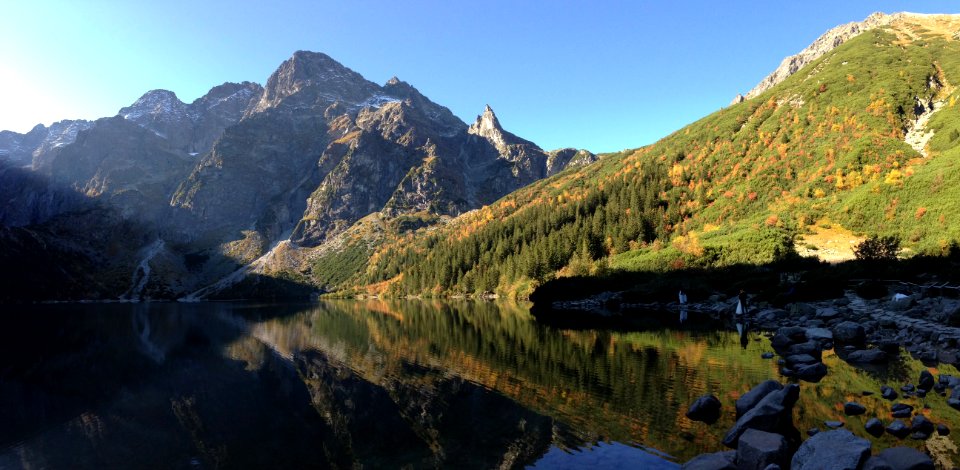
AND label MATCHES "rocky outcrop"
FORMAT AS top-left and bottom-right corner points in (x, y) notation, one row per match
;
(0, 120), (93, 167)
(739, 12), (899, 101)
(546, 147), (598, 176)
